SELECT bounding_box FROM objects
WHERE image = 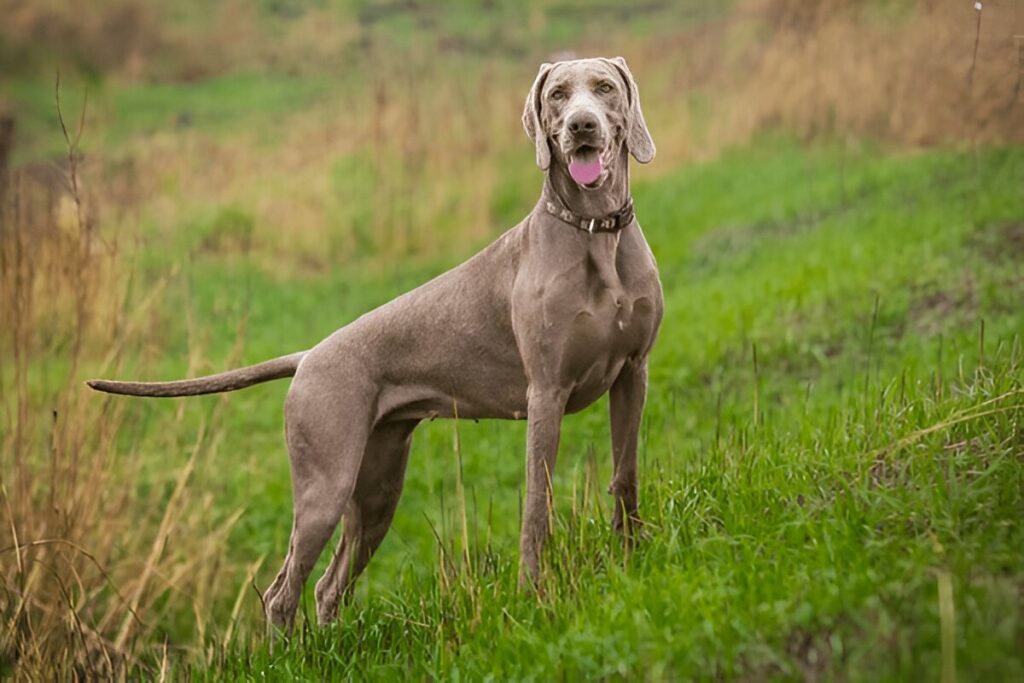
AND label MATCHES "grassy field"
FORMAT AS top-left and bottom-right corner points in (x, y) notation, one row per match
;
(154, 139), (1018, 680)
(2, 1), (1023, 680)
(32, 137), (1014, 679)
